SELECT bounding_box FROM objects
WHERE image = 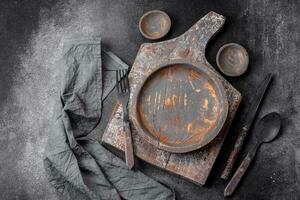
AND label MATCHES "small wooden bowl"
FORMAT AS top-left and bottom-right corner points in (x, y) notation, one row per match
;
(139, 10), (171, 40)
(216, 43), (249, 77)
